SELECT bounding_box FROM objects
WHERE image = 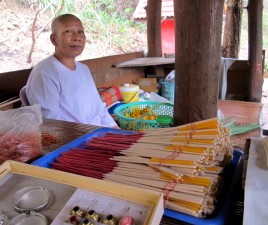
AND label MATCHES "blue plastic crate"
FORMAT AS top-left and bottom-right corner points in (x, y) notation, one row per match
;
(32, 128), (243, 225)
(164, 149), (243, 225)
